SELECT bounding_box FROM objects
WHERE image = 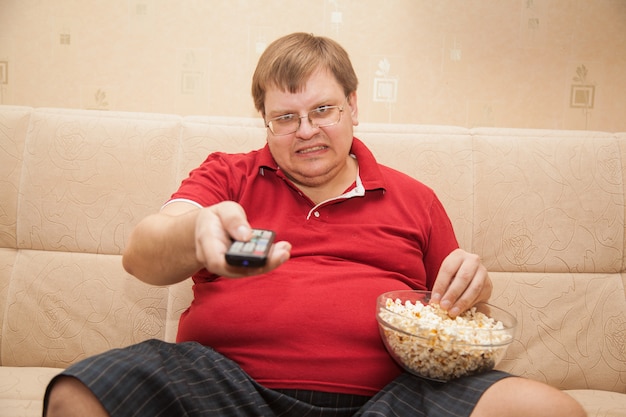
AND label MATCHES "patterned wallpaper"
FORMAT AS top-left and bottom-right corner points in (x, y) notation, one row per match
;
(0, 0), (624, 131)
